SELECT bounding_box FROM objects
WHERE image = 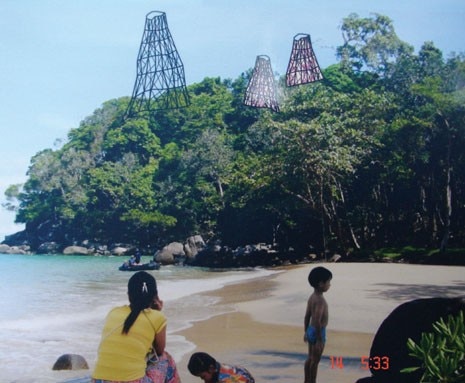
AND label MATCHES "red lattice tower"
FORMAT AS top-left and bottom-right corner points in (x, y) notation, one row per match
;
(286, 33), (323, 87)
